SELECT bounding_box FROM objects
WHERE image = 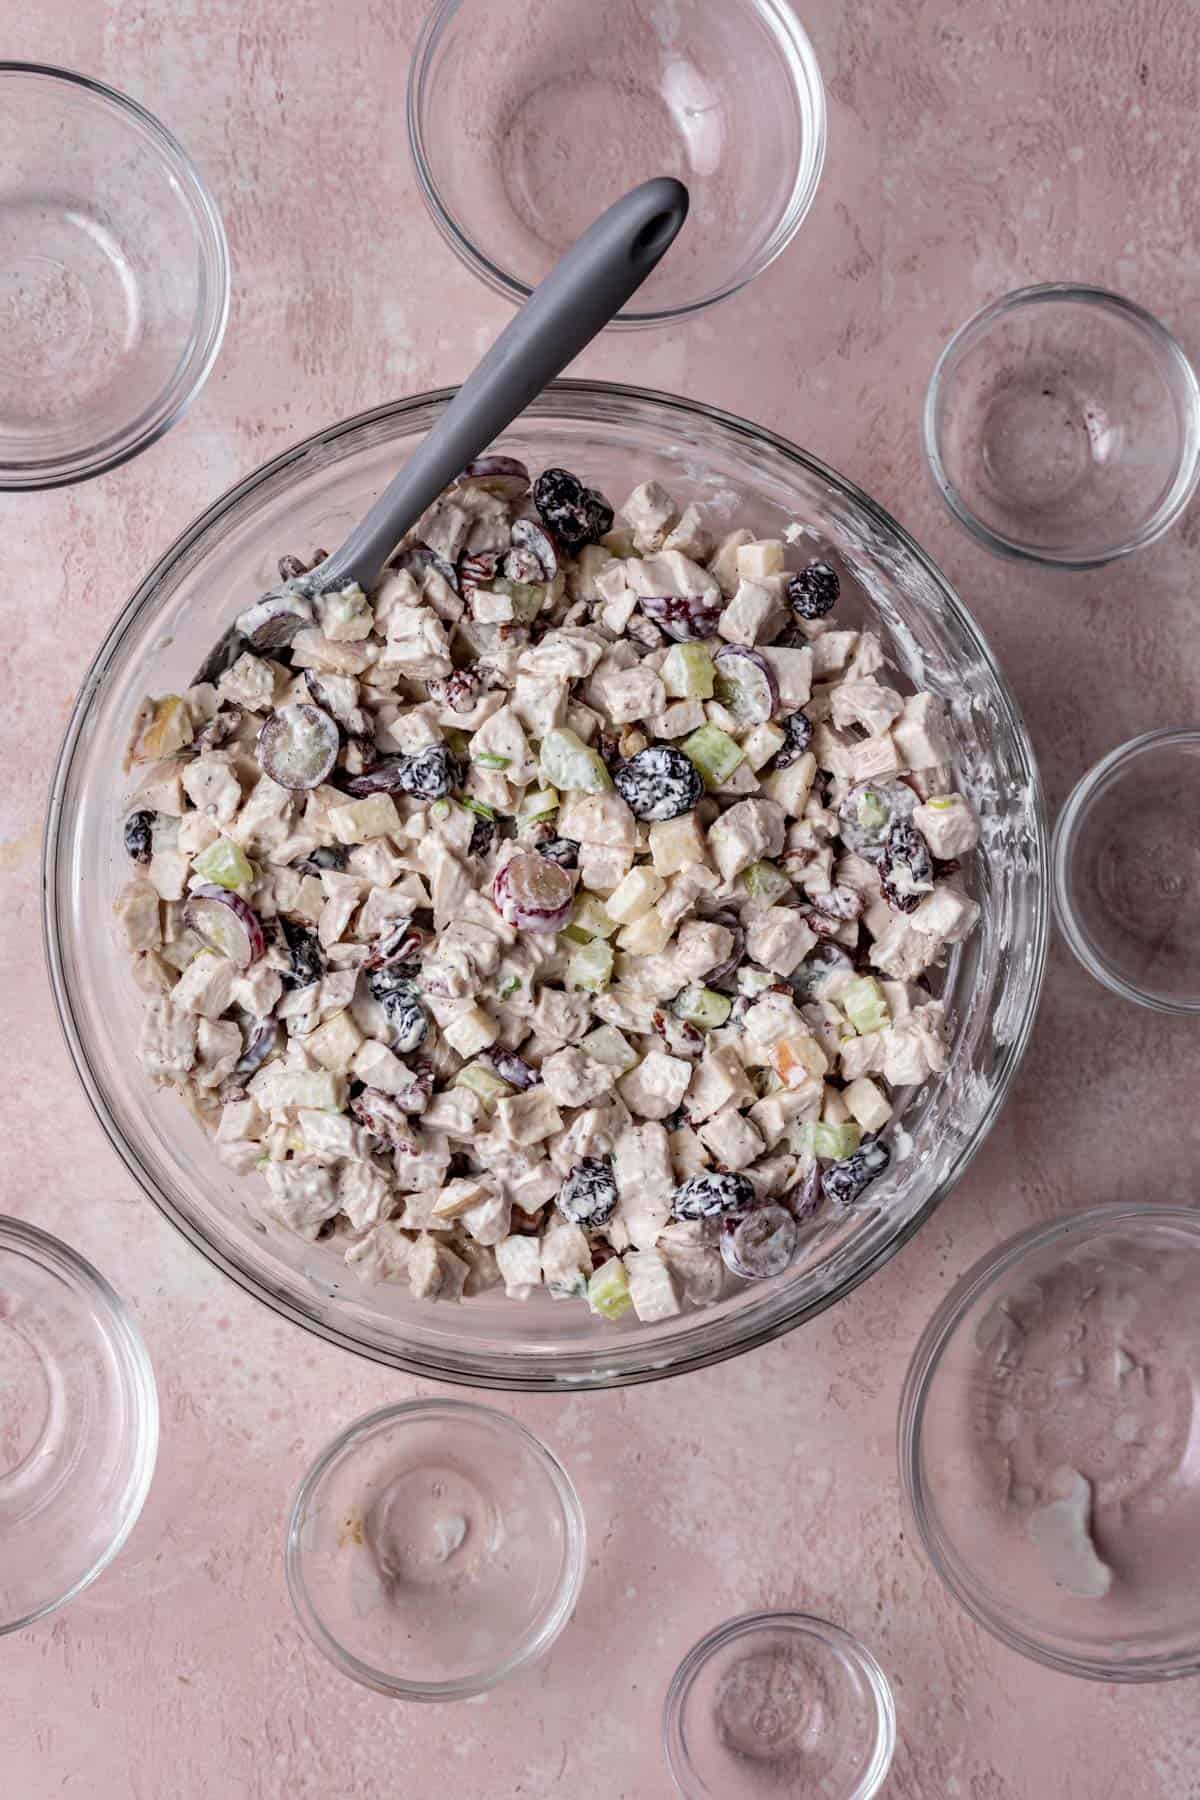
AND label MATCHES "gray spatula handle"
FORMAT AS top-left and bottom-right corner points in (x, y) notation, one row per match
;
(316, 176), (689, 592)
